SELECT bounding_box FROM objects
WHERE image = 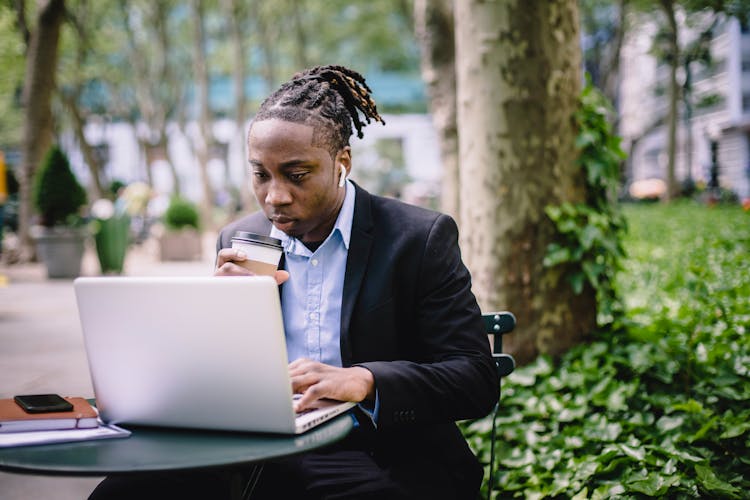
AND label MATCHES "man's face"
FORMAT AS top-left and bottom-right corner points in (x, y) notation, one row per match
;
(248, 119), (349, 243)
